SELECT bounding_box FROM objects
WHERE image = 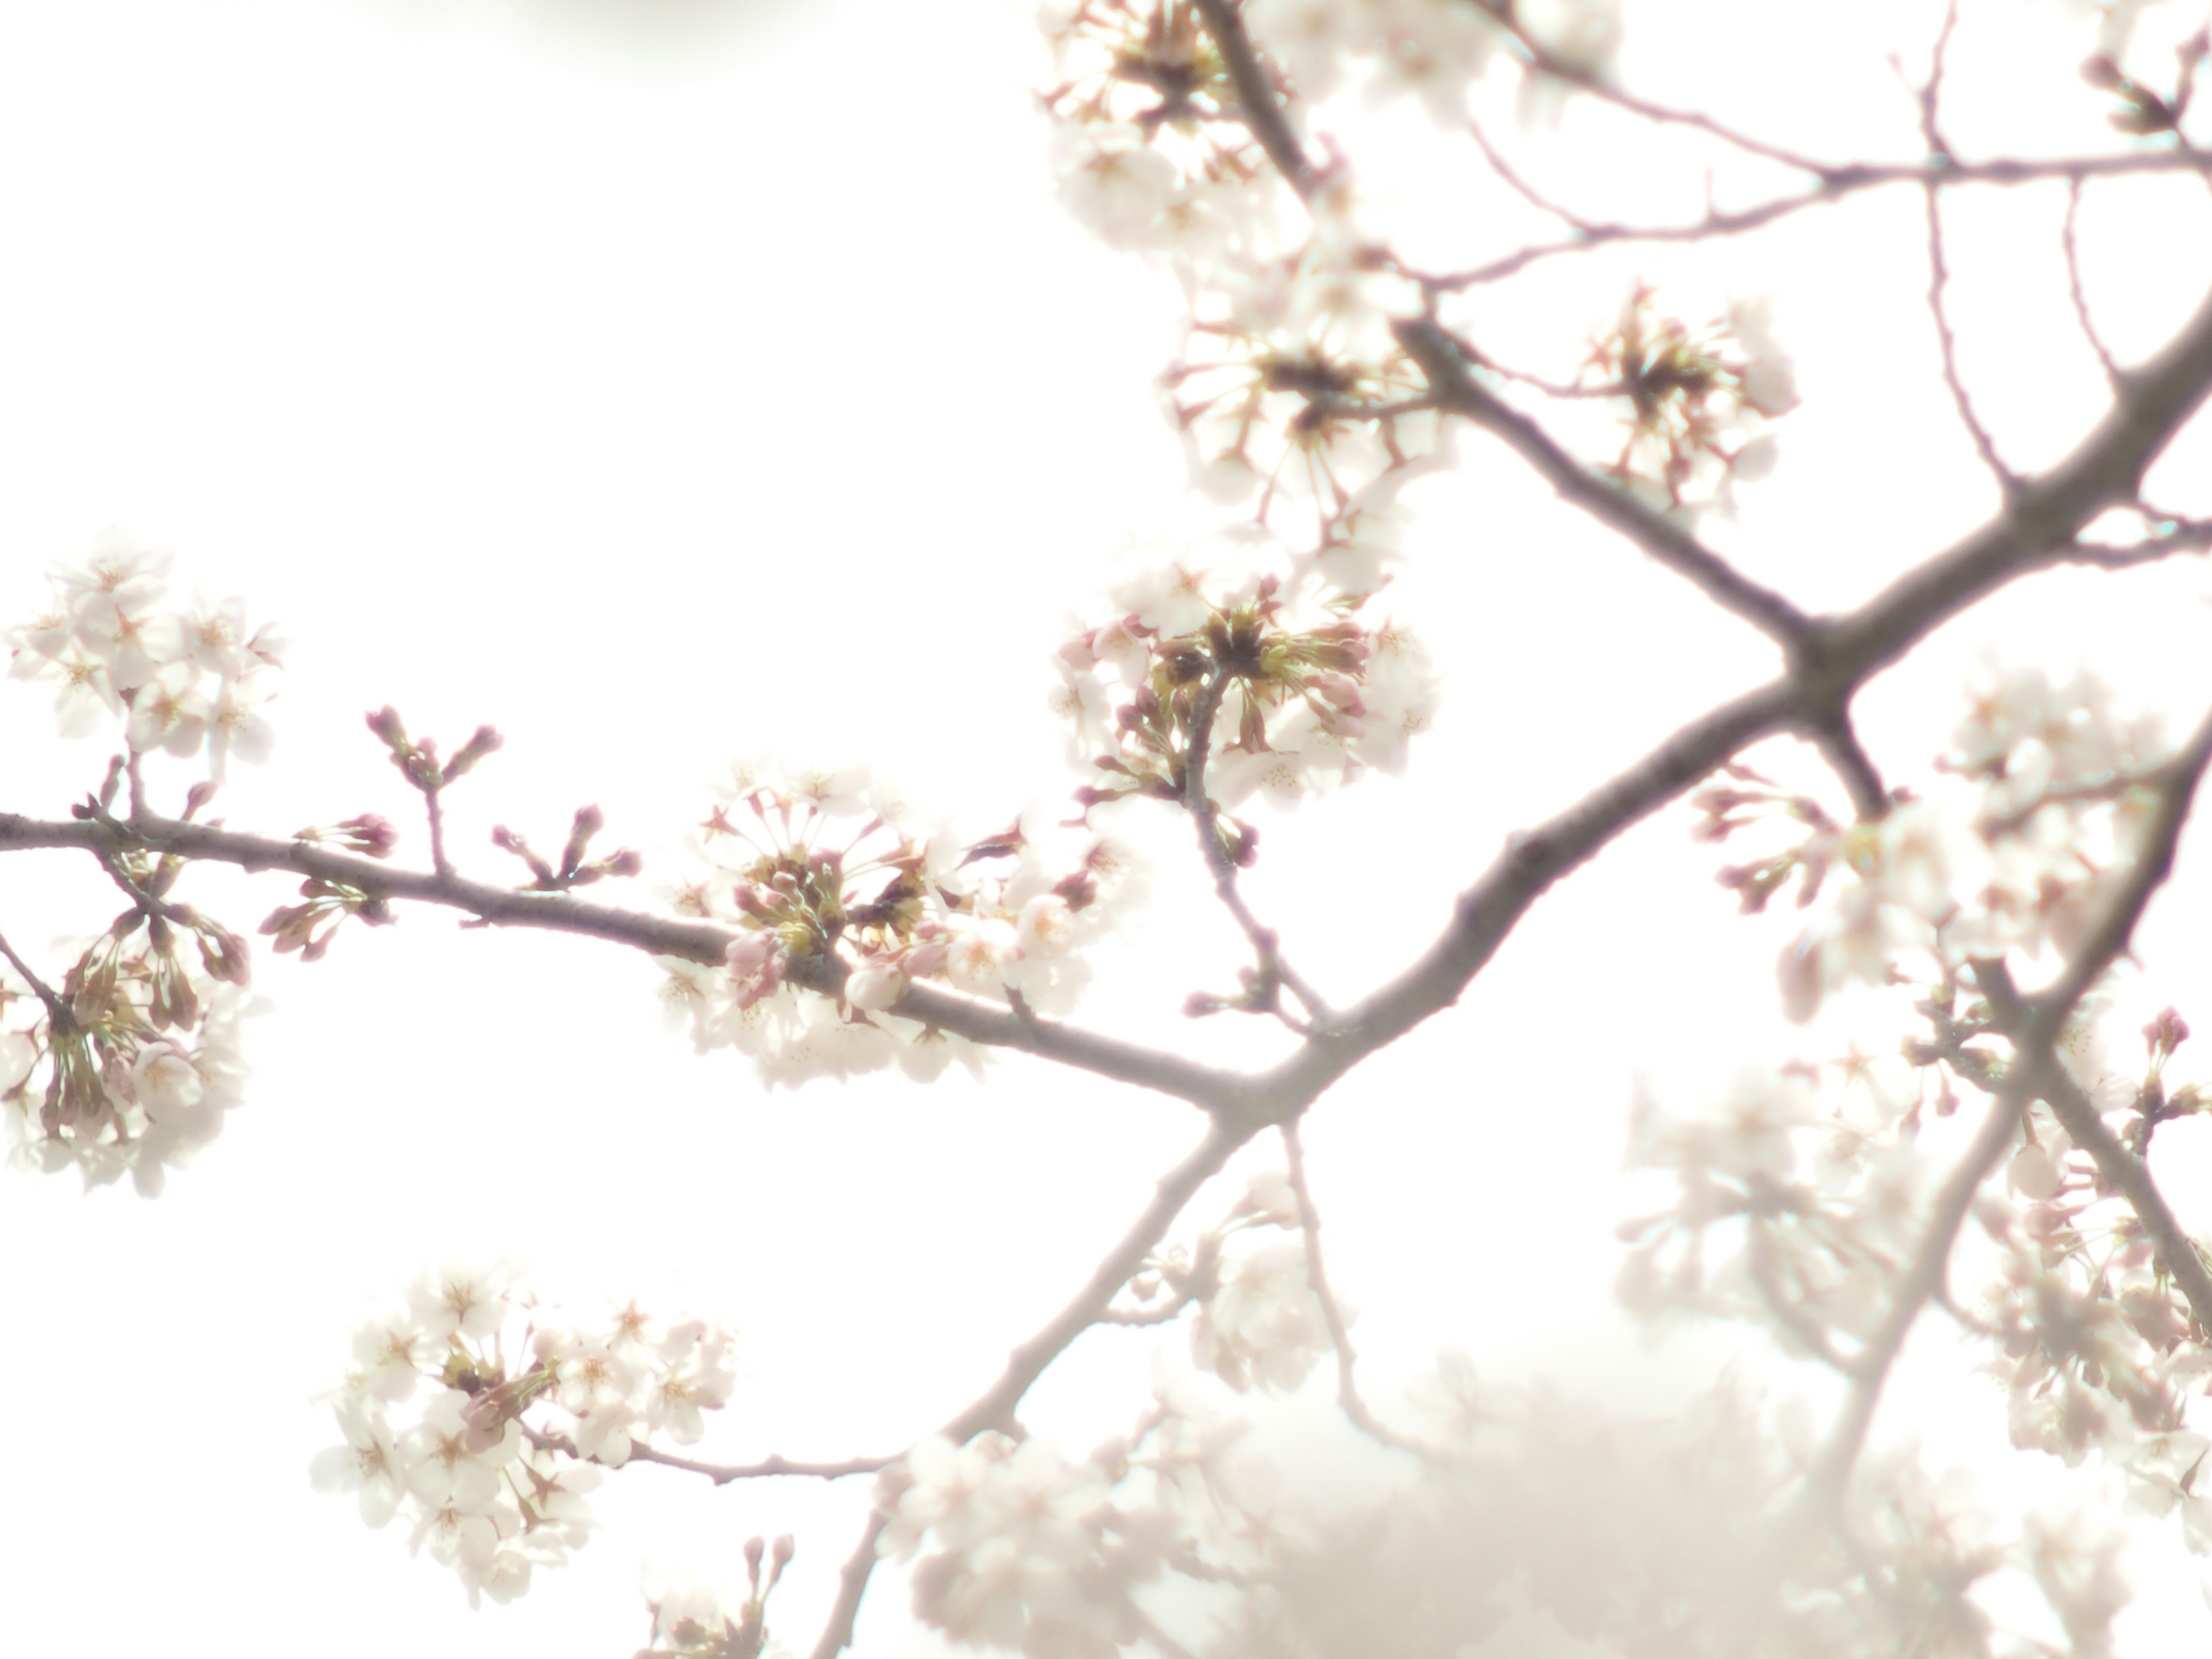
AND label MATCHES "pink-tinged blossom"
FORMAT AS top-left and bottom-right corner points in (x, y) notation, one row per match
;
(206, 672), (276, 780)
(10, 640), (122, 738)
(1051, 121), (1178, 251)
(408, 1263), (514, 1342)
(844, 959), (907, 1012)
(70, 590), (184, 692)
(352, 1313), (430, 1403)
(125, 660), (211, 757)
(181, 590), (253, 677)
(54, 527), (171, 611)
(310, 1396), (412, 1527)
(1191, 1236), (1332, 1395)
(130, 1039), (205, 1120)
